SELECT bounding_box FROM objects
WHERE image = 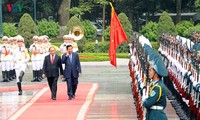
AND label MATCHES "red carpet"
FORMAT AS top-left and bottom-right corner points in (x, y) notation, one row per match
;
(8, 83), (98, 120)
